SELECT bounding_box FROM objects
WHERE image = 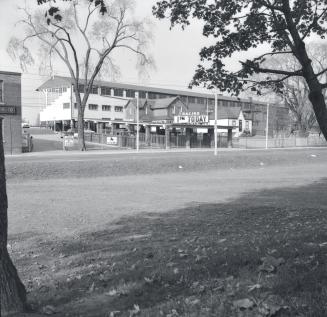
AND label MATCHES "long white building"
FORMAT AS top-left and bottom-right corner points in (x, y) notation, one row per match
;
(37, 76), (289, 136)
